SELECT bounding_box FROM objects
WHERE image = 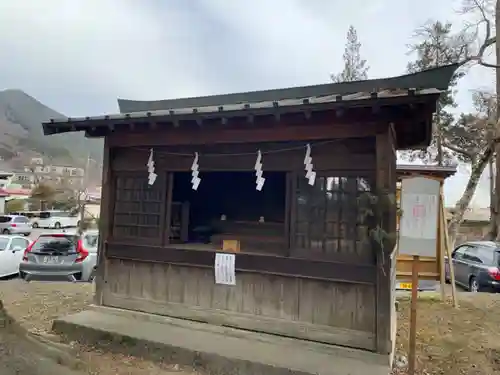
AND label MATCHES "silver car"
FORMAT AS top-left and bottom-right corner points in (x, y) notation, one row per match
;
(19, 230), (98, 282)
(0, 215), (32, 236)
